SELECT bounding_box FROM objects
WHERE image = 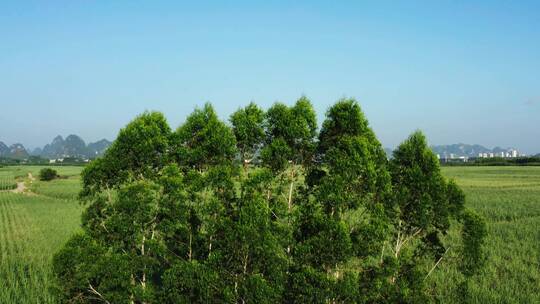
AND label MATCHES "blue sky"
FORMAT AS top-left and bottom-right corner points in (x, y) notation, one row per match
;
(1, 1), (539, 153)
